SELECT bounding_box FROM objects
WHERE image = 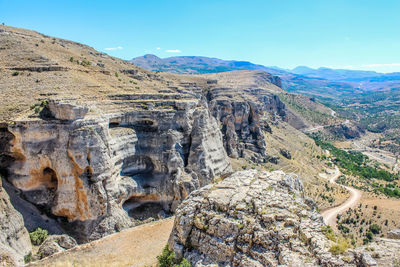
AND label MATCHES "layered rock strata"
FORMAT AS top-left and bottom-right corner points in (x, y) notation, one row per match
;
(1, 97), (231, 242)
(208, 87), (287, 163)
